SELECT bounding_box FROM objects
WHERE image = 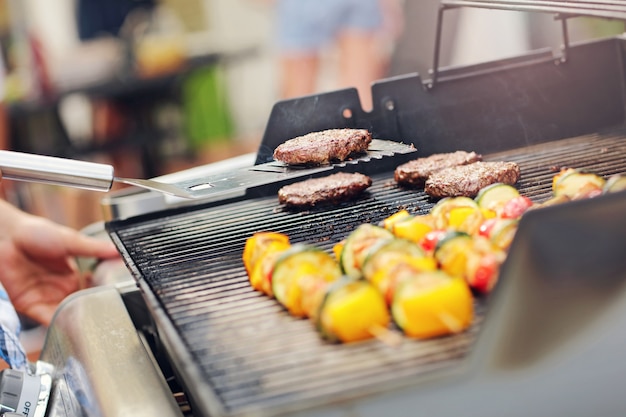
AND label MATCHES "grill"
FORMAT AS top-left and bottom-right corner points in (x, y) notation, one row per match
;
(33, 2), (626, 417)
(105, 128), (626, 417)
